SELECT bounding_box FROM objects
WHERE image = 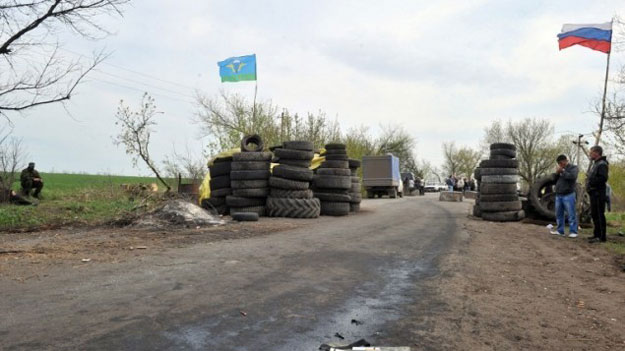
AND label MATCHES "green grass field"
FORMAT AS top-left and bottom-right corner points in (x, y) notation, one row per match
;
(0, 173), (174, 231)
